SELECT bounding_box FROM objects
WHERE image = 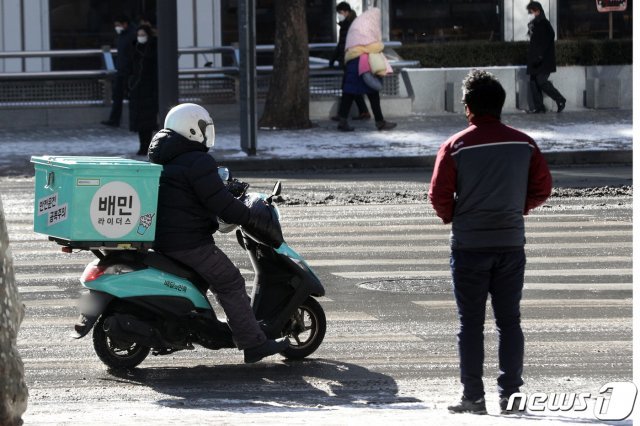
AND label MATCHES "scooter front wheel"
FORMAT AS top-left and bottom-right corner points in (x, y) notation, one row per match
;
(280, 297), (326, 360)
(93, 315), (150, 369)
